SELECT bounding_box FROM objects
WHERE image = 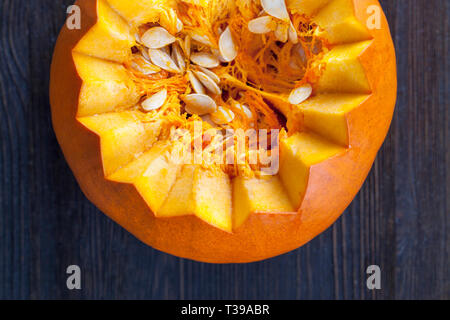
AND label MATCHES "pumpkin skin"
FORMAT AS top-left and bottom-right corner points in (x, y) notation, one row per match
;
(50, 0), (397, 263)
